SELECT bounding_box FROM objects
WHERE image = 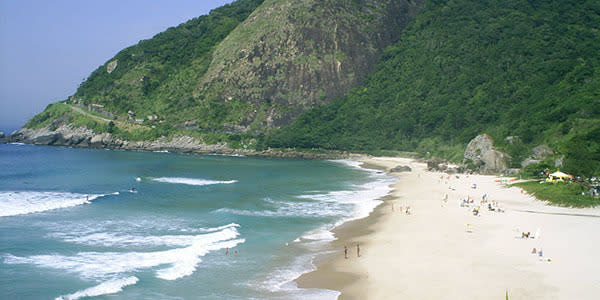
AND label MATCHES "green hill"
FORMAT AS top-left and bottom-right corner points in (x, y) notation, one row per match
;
(9, 0), (600, 178)
(266, 0), (600, 176)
